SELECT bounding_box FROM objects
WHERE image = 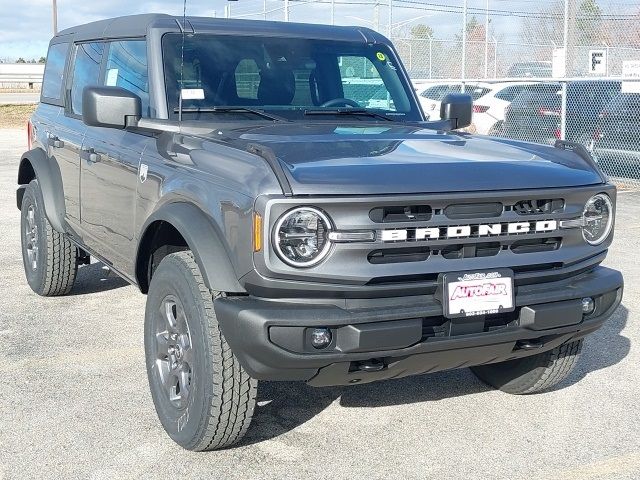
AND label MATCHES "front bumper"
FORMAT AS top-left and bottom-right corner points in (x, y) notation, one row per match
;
(214, 266), (623, 386)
